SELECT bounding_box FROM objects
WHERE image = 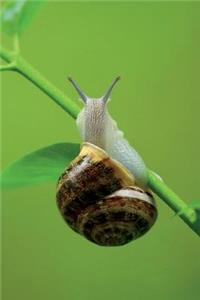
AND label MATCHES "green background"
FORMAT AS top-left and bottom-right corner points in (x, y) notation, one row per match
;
(1, 1), (200, 300)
